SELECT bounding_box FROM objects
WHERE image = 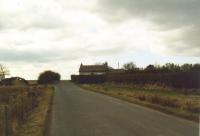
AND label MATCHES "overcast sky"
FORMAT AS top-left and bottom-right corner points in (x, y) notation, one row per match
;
(0, 0), (199, 79)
